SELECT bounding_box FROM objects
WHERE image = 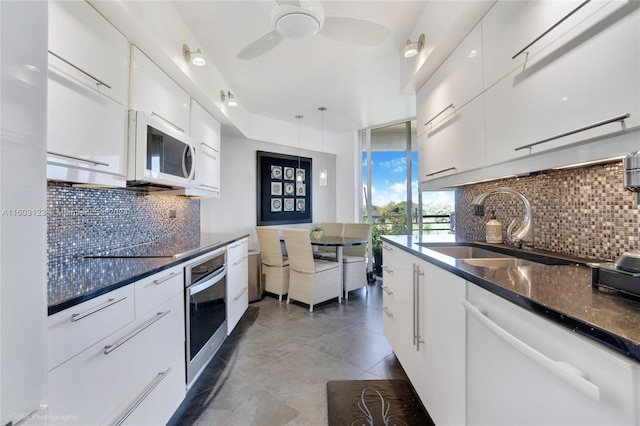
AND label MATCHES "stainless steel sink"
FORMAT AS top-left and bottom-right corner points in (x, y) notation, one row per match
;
(460, 258), (541, 268)
(423, 245), (512, 259)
